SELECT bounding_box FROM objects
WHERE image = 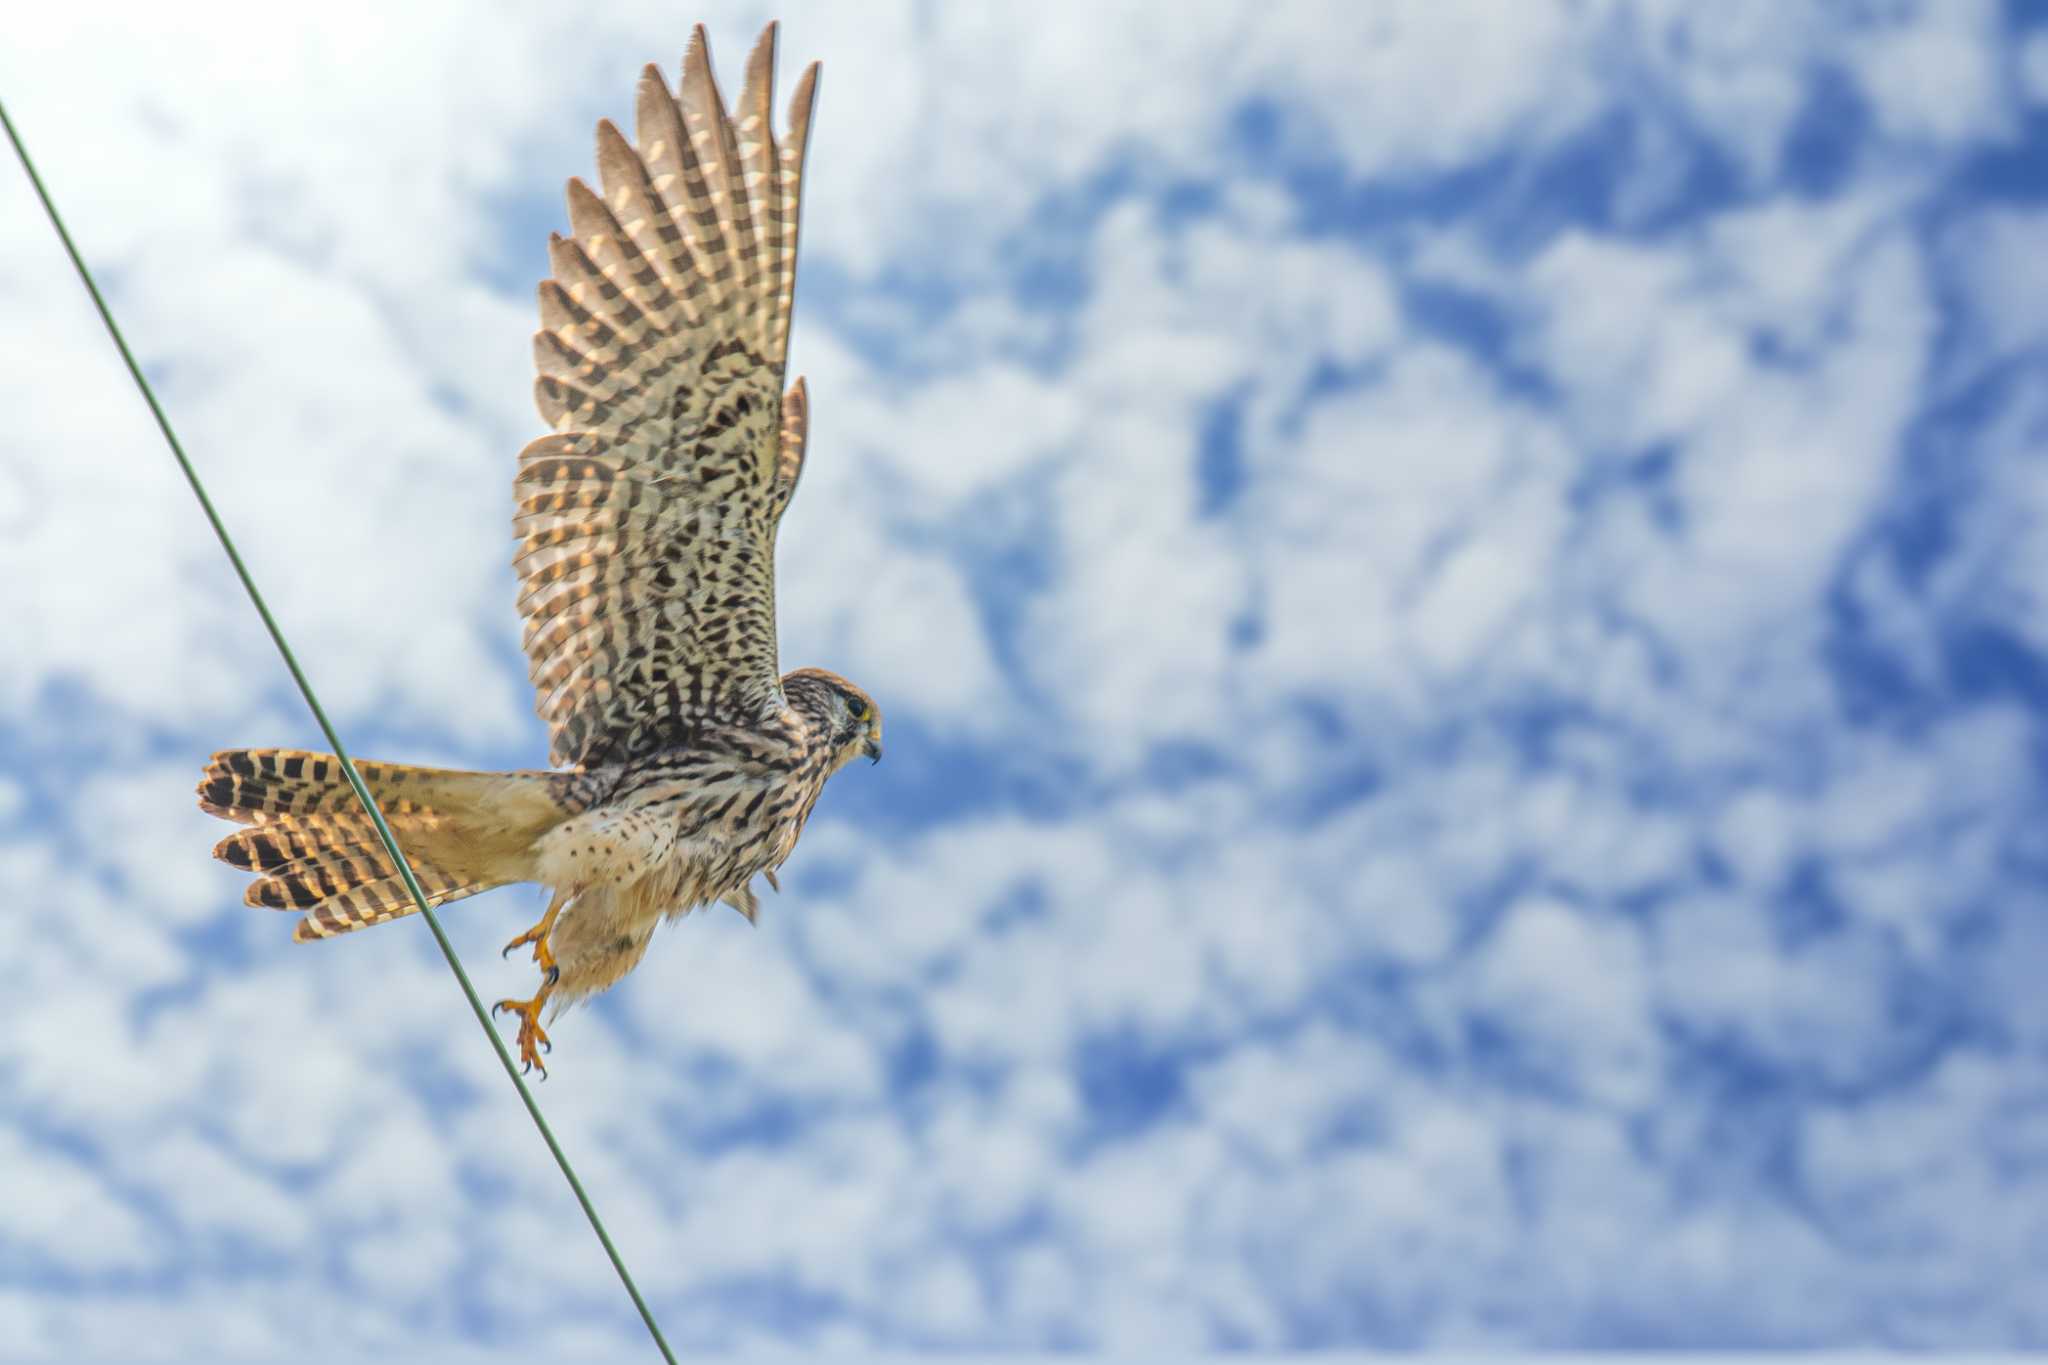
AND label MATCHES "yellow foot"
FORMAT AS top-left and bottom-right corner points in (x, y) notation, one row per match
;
(501, 890), (567, 980)
(500, 923), (559, 979)
(491, 992), (554, 1076)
